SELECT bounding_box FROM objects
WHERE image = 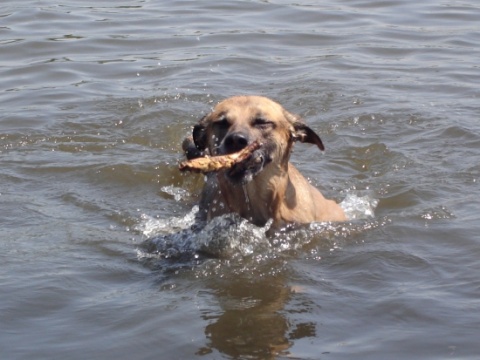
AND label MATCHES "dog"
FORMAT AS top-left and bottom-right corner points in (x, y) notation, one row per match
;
(183, 95), (346, 234)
